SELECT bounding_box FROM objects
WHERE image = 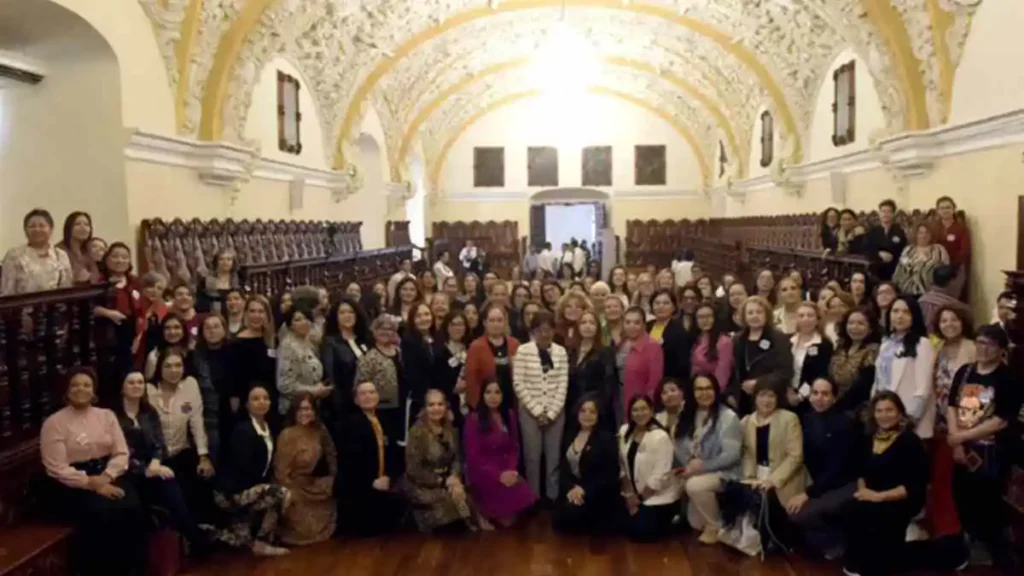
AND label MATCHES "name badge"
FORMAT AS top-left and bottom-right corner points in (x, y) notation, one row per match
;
(892, 236), (901, 244)
(946, 234), (955, 242)
(75, 433), (89, 446)
(807, 346), (818, 357)
(448, 356), (461, 368)
(799, 383), (811, 399)
(267, 348), (277, 359)
(180, 402), (193, 415)
(190, 326), (199, 336)
(657, 338), (664, 345)
(759, 339), (771, 351)
(131, 290), (140, 300)
(494, 357), (509, 366)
